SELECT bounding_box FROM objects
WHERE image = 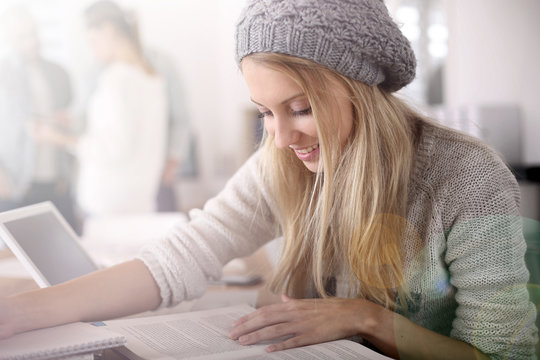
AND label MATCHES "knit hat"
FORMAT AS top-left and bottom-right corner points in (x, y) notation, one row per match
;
(235, 0), (416, 92)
